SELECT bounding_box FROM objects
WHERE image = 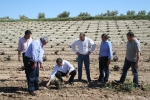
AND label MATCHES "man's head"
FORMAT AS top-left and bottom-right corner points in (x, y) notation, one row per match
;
(101, 34), (108, 42)
(79, 33), (85, 41)
(24, 30), (32, 39)
(40, 36), (49, 46)
(126, 31), (134, 41)
(56, 58), (63, 67)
